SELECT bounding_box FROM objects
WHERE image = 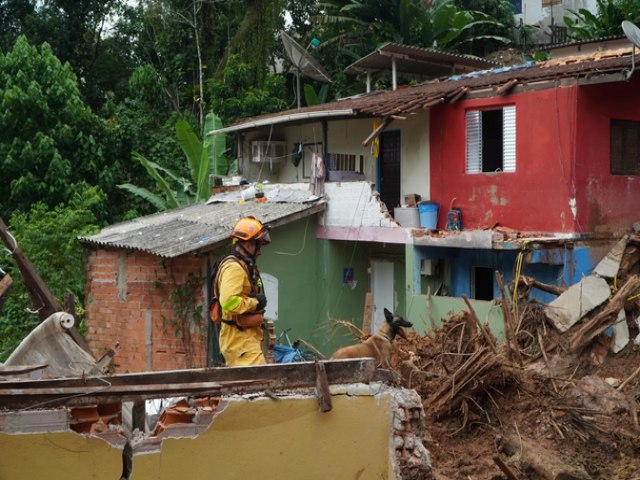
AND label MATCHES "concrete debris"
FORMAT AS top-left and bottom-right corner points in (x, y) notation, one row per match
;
(570, 375), (633, 415)
(611, 309), (630, 353)
(593, 235), (628, 278)
(390, 232), (640, 479)
(544, 275), (610, 333)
